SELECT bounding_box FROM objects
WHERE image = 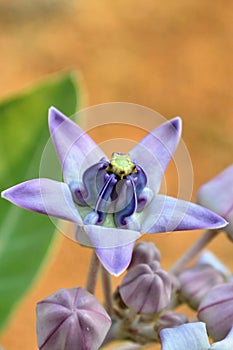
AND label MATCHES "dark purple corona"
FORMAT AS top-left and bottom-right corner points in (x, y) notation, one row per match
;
(72, 153), (149, 228)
